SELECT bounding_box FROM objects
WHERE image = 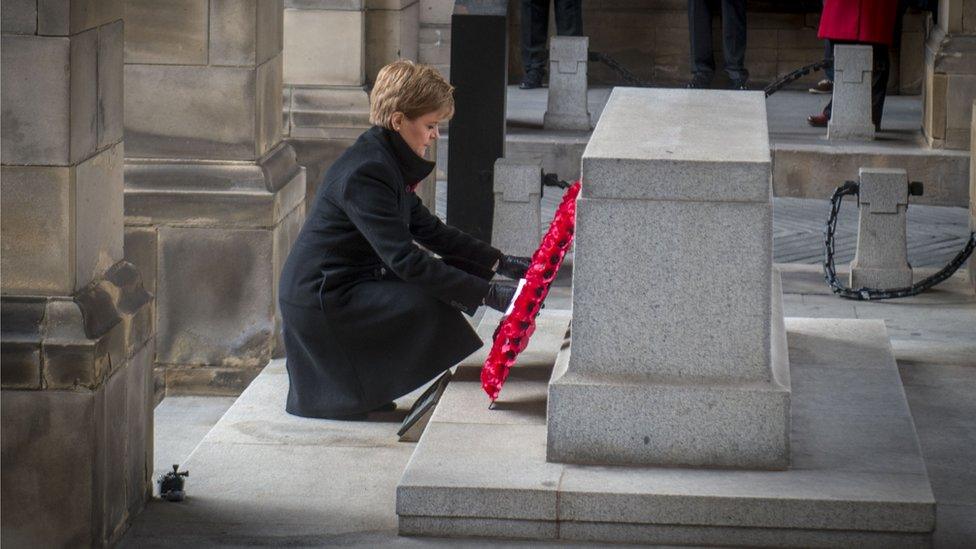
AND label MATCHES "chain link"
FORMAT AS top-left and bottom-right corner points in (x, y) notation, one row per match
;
(588, 51), (652, 87)
(764, 59), (831, 98)
(823, 181), (976, 300)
